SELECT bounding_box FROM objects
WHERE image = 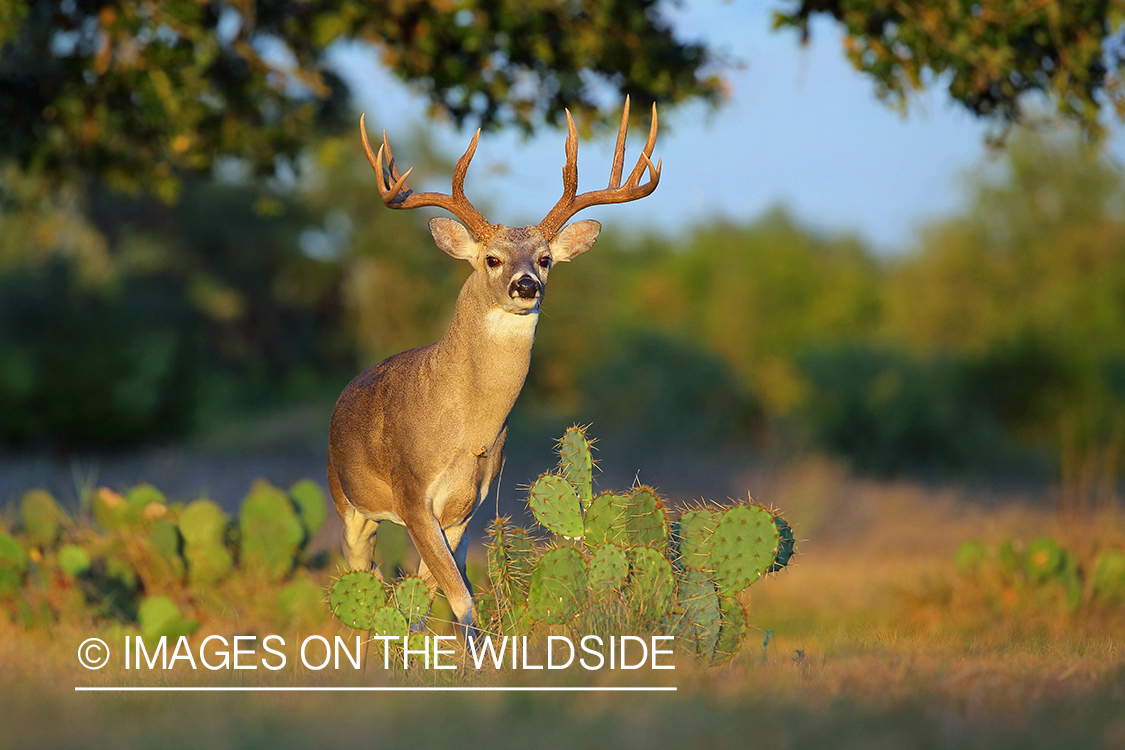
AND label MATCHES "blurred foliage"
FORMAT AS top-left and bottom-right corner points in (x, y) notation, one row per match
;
(0, 0), (720, 198)
(0, 125), (1123, 500)
(774, 0), (1125, 140)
